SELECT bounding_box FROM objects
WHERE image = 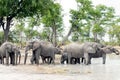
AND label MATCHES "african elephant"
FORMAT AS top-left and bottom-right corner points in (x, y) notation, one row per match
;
(82, 42), (105, 65)
(24, 40), (60, 64)
(60, 42), (104, 65)
(40, 44), (60, 64)
(0, 42), (21, 65)
(24, 41), (41, 65)
(60, 43), (84, 64)
(88, 46), (119, 64)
